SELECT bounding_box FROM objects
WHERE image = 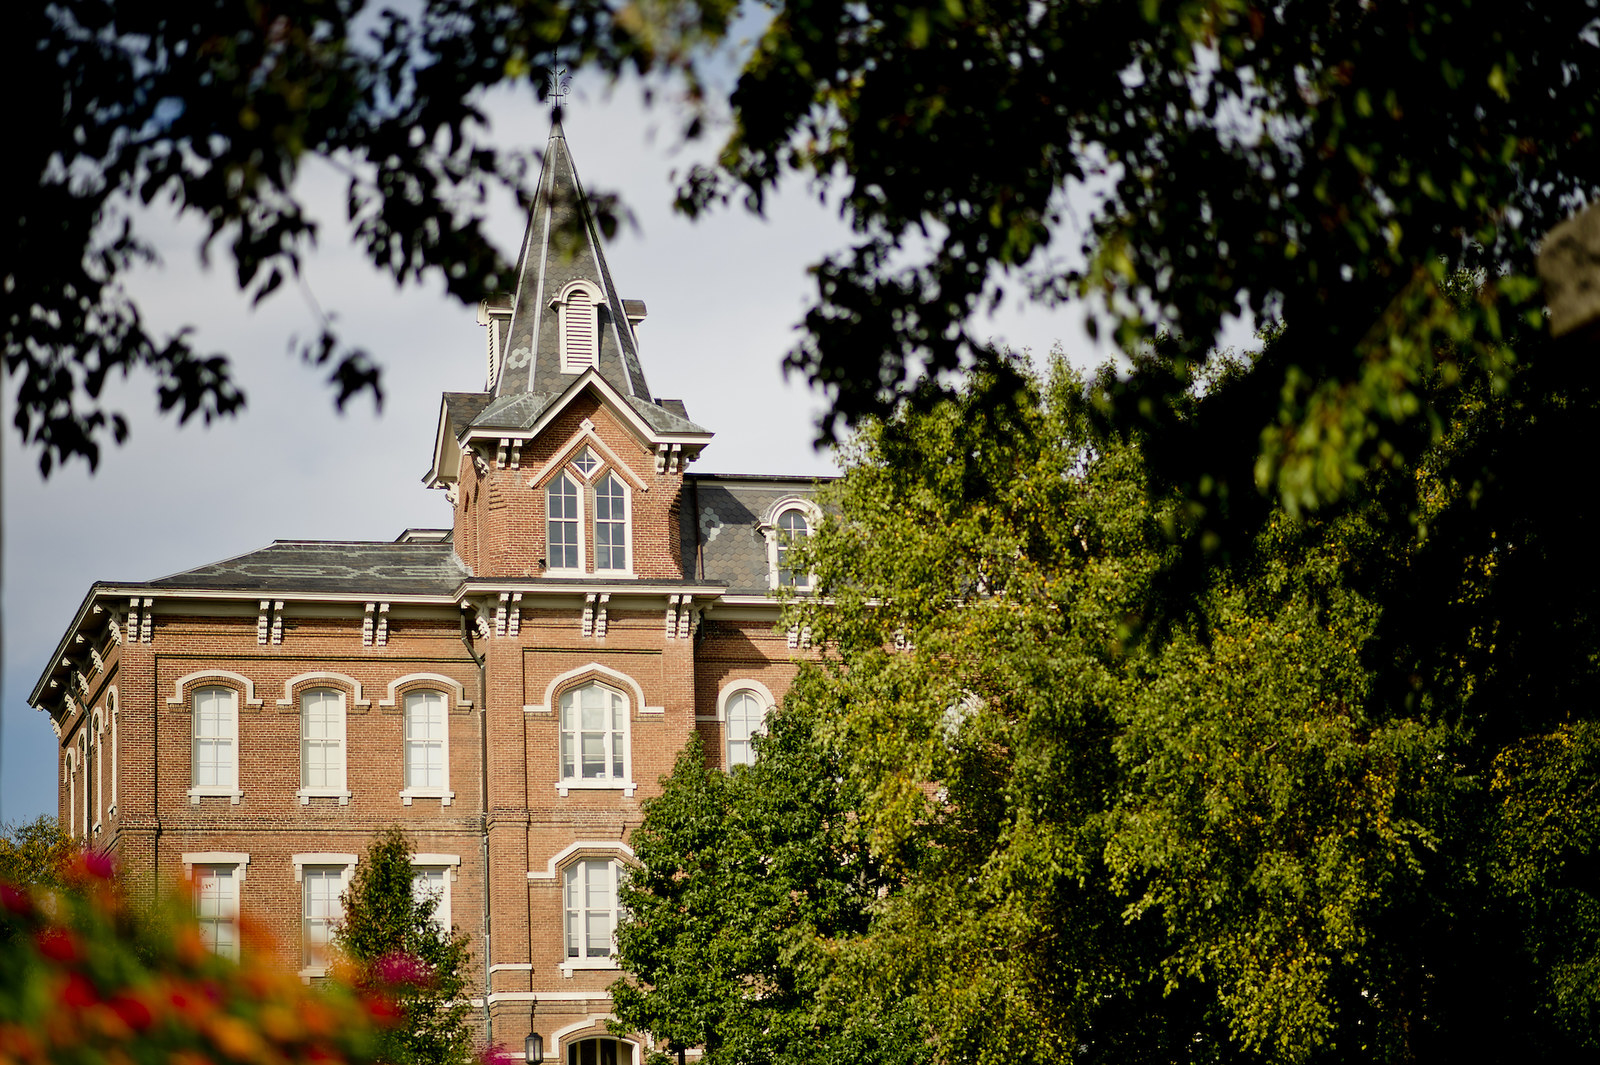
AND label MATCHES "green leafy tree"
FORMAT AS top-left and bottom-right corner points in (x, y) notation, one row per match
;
(0, 817), (78, 889)
(766, 354), (1600, 1064)
(612, 721), (921, 1065)
(336, 827), (477, 1065)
